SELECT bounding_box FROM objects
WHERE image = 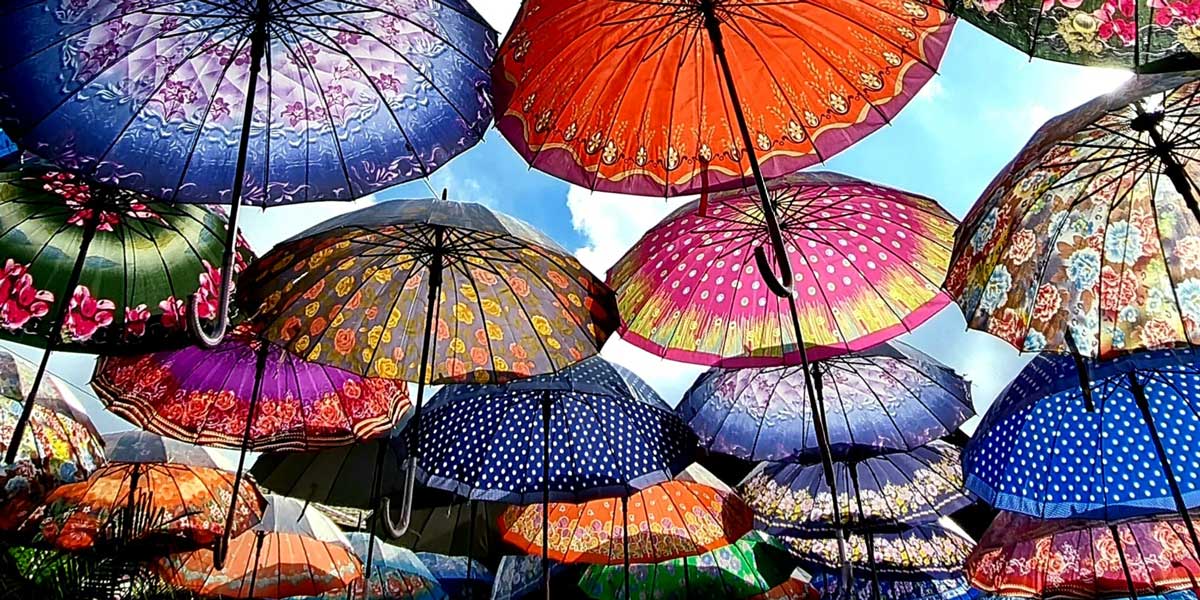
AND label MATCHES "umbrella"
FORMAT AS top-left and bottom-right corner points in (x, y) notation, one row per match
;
(755, 572), (820, 600)
(677, 342), (974, 463)
(945, 71), (1200, 362)
(0, 0), (497, 345)
(0, 158), (252, 463)
(577, 530), (797, 600)
(740, 440), (972, 534)
(968, 511), (1200, 599)
(414, 552), (493, 599)
(497, 464), (752, 565)
(322, 533), (445, 600)
(951, 0), (1200, 73)
(0, 348), (104, 533)
(808, 570), (978, 600)
(490, 555), (585, 600)
(155, 493), (362, 599)
(409, 355), (697, 596)
(781, 524), (974, 579)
